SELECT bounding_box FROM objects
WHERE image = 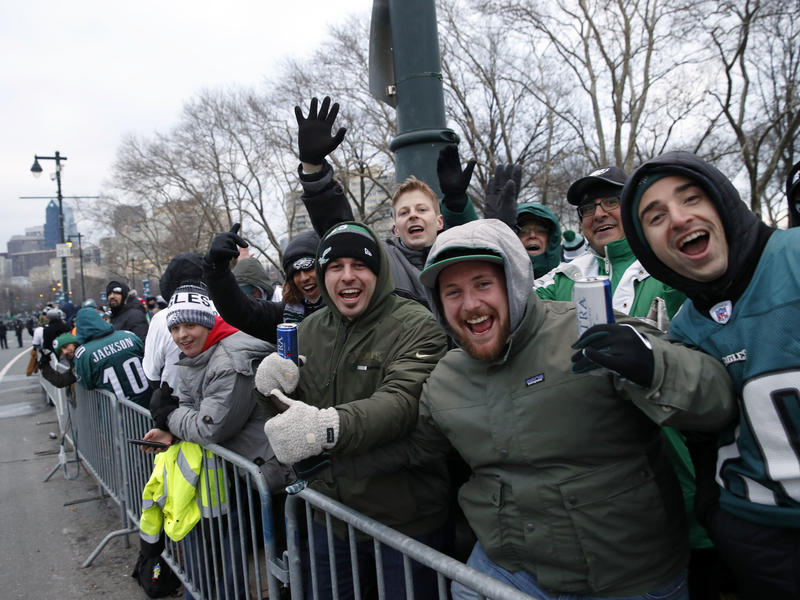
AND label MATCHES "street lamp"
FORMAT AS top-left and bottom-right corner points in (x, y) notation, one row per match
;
(30, 151), (69, 301)
(67, 234), (86, 303)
